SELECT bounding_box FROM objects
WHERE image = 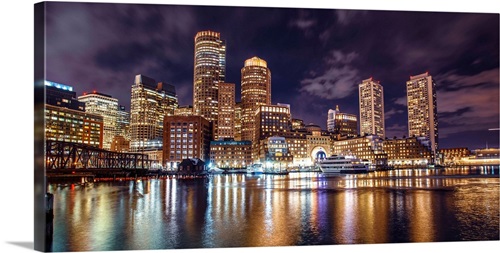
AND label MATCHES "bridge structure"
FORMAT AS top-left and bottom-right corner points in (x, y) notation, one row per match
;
(45, 140), (161, 179)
